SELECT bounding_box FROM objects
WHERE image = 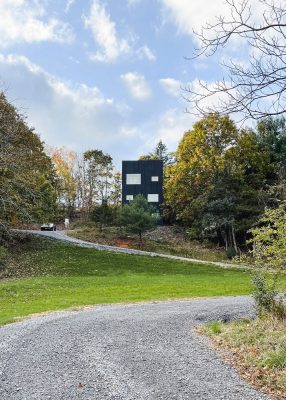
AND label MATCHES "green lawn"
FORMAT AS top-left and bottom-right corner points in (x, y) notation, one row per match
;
(0, 236), (282, 326)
